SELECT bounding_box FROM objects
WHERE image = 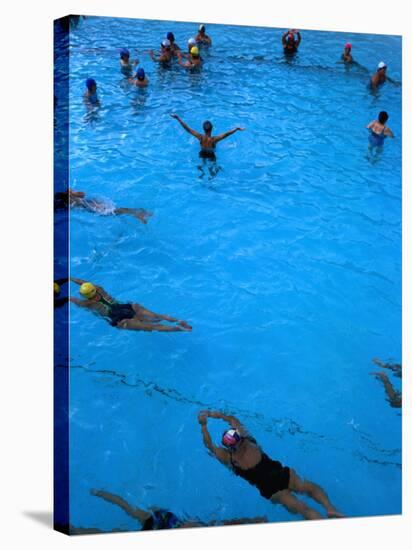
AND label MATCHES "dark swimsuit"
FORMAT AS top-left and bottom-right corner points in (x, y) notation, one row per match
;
(97, 294), (135, 327)
(141, 510), (181, 530)
(230, 441), (290, 499)
(199, 147), (216, 161)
